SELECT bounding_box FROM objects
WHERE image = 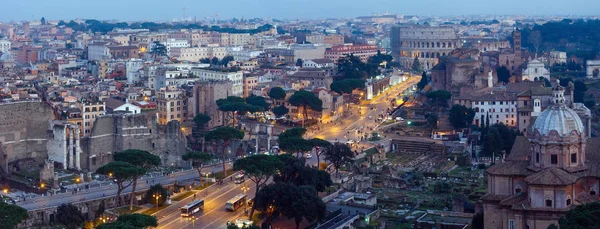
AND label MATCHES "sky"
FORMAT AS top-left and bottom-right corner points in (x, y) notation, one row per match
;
(2, 0), (598, 22)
